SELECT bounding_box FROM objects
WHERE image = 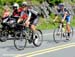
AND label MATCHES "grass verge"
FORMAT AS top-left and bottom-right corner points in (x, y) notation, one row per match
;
(37, 16), (75, 30)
